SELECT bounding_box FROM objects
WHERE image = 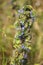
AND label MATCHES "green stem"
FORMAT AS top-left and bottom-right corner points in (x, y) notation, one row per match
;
(2, 51), (7, 65)
(2, 51), (4, 65)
